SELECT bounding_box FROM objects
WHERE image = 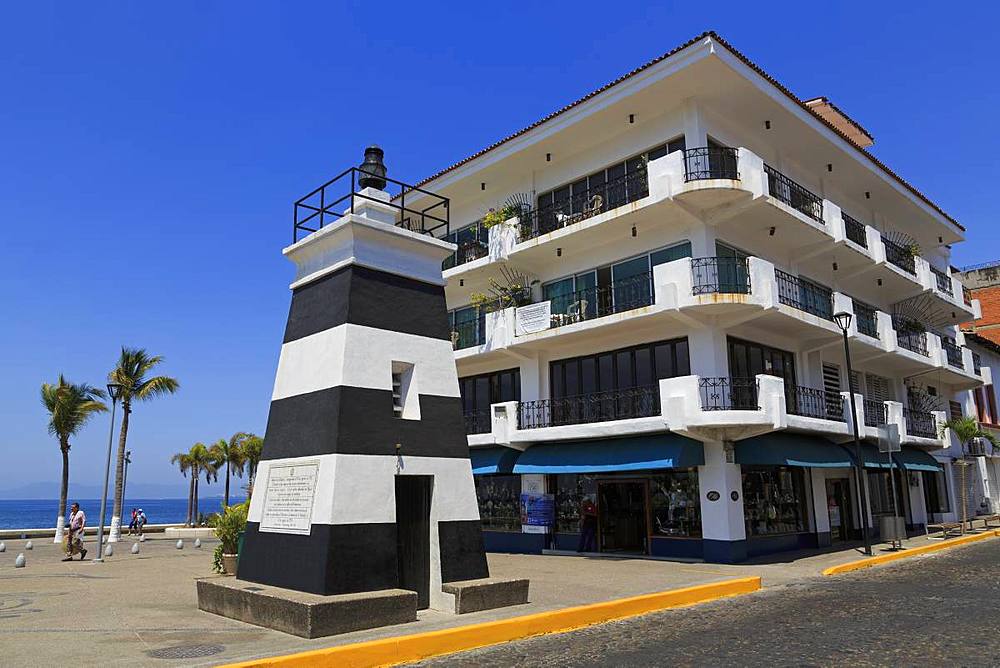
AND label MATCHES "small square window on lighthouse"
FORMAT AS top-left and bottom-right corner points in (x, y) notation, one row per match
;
(391, 361), (420, 420)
